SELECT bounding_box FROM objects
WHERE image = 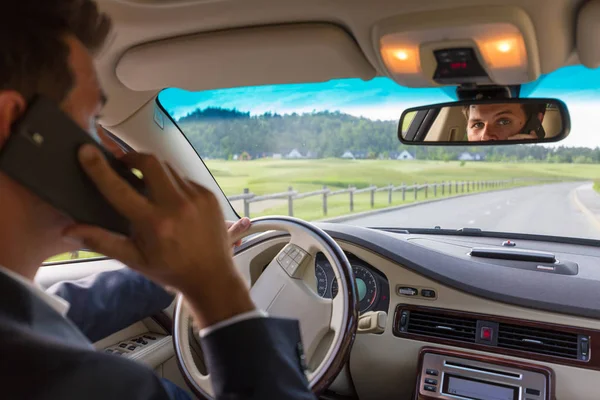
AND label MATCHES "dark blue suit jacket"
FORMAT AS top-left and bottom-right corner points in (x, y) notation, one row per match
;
(0, 269), (316, 399)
